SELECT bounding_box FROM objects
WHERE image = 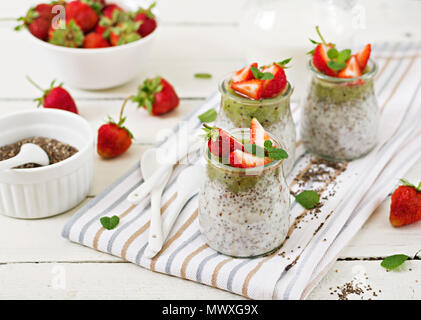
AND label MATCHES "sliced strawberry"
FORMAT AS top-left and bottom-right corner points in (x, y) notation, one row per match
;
(232, 62), (258, 83)
(260, 63), (287, 98)
(231, 79), (264, 100)
(229, 150), (270, 168)
(313, 43), (337, 77)
(250, 118), (266, 147)
(338, 56), (362, 79)
(203, 125), (244, 158)
(355, 44), (371, 71)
